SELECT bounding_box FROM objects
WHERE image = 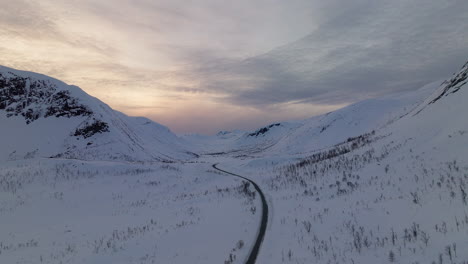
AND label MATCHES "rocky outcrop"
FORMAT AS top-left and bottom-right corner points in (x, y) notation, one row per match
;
(0, 71), (92, 124)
